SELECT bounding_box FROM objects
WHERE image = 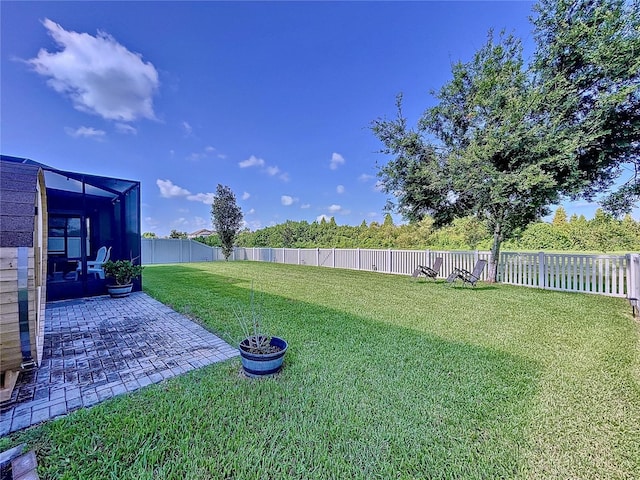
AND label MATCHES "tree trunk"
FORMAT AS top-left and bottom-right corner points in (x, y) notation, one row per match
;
(488, 223), (502, 283)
